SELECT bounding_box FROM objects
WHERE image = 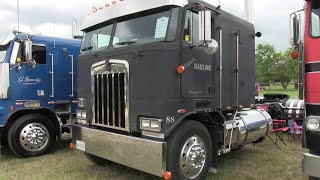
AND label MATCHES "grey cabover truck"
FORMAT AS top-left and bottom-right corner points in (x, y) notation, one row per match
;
(73, 0), (272, 179)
